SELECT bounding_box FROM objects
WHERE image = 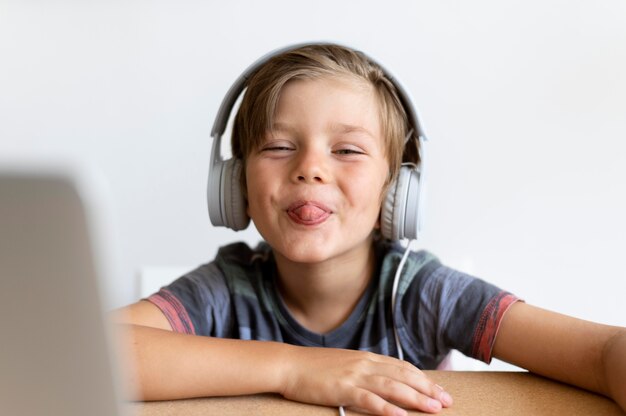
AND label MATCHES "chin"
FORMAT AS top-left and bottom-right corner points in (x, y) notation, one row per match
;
(275, 241), (335, 264)
(256, 221), (376, 265)
(273, 235), (374, 265)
